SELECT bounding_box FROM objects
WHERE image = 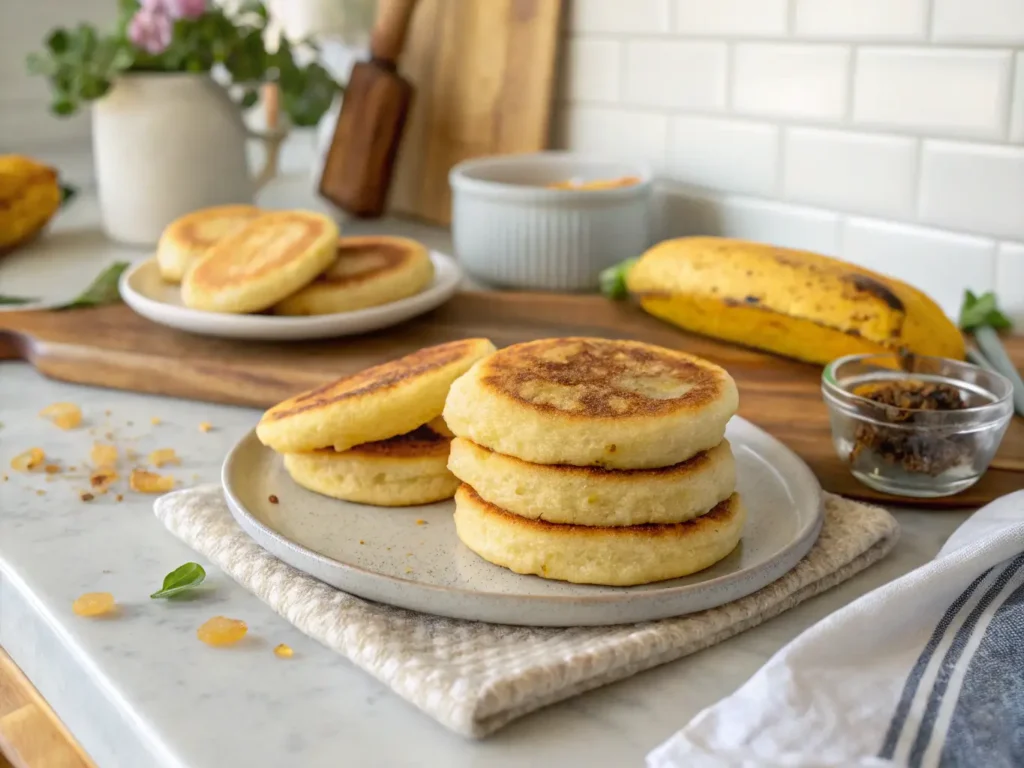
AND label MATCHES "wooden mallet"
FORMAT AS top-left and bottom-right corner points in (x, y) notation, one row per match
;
(317, 0), (419, 218)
